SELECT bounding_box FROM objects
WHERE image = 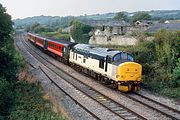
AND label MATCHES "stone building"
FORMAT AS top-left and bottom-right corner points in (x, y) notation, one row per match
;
(81, 19), (138, 46)
(81, 19), (130, 36)
(134, 20), (153, 31)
